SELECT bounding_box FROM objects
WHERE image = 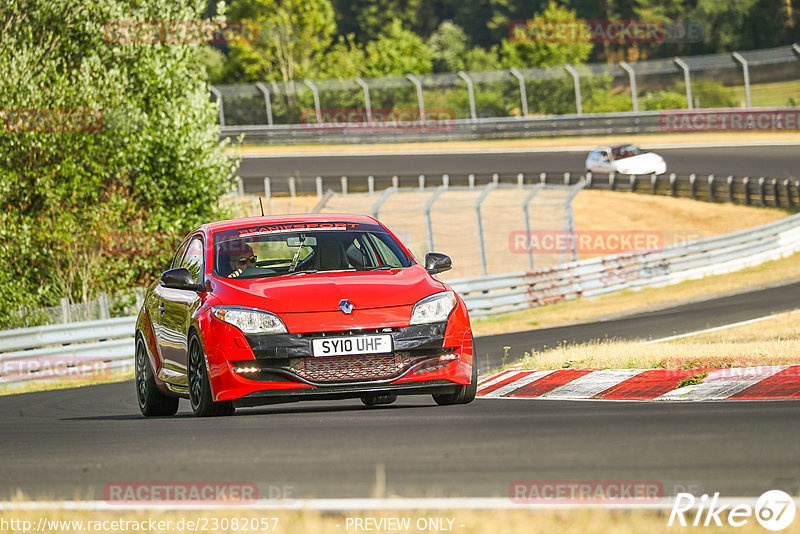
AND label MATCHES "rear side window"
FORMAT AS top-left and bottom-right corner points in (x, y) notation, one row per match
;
(179, 236), (204, 283)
